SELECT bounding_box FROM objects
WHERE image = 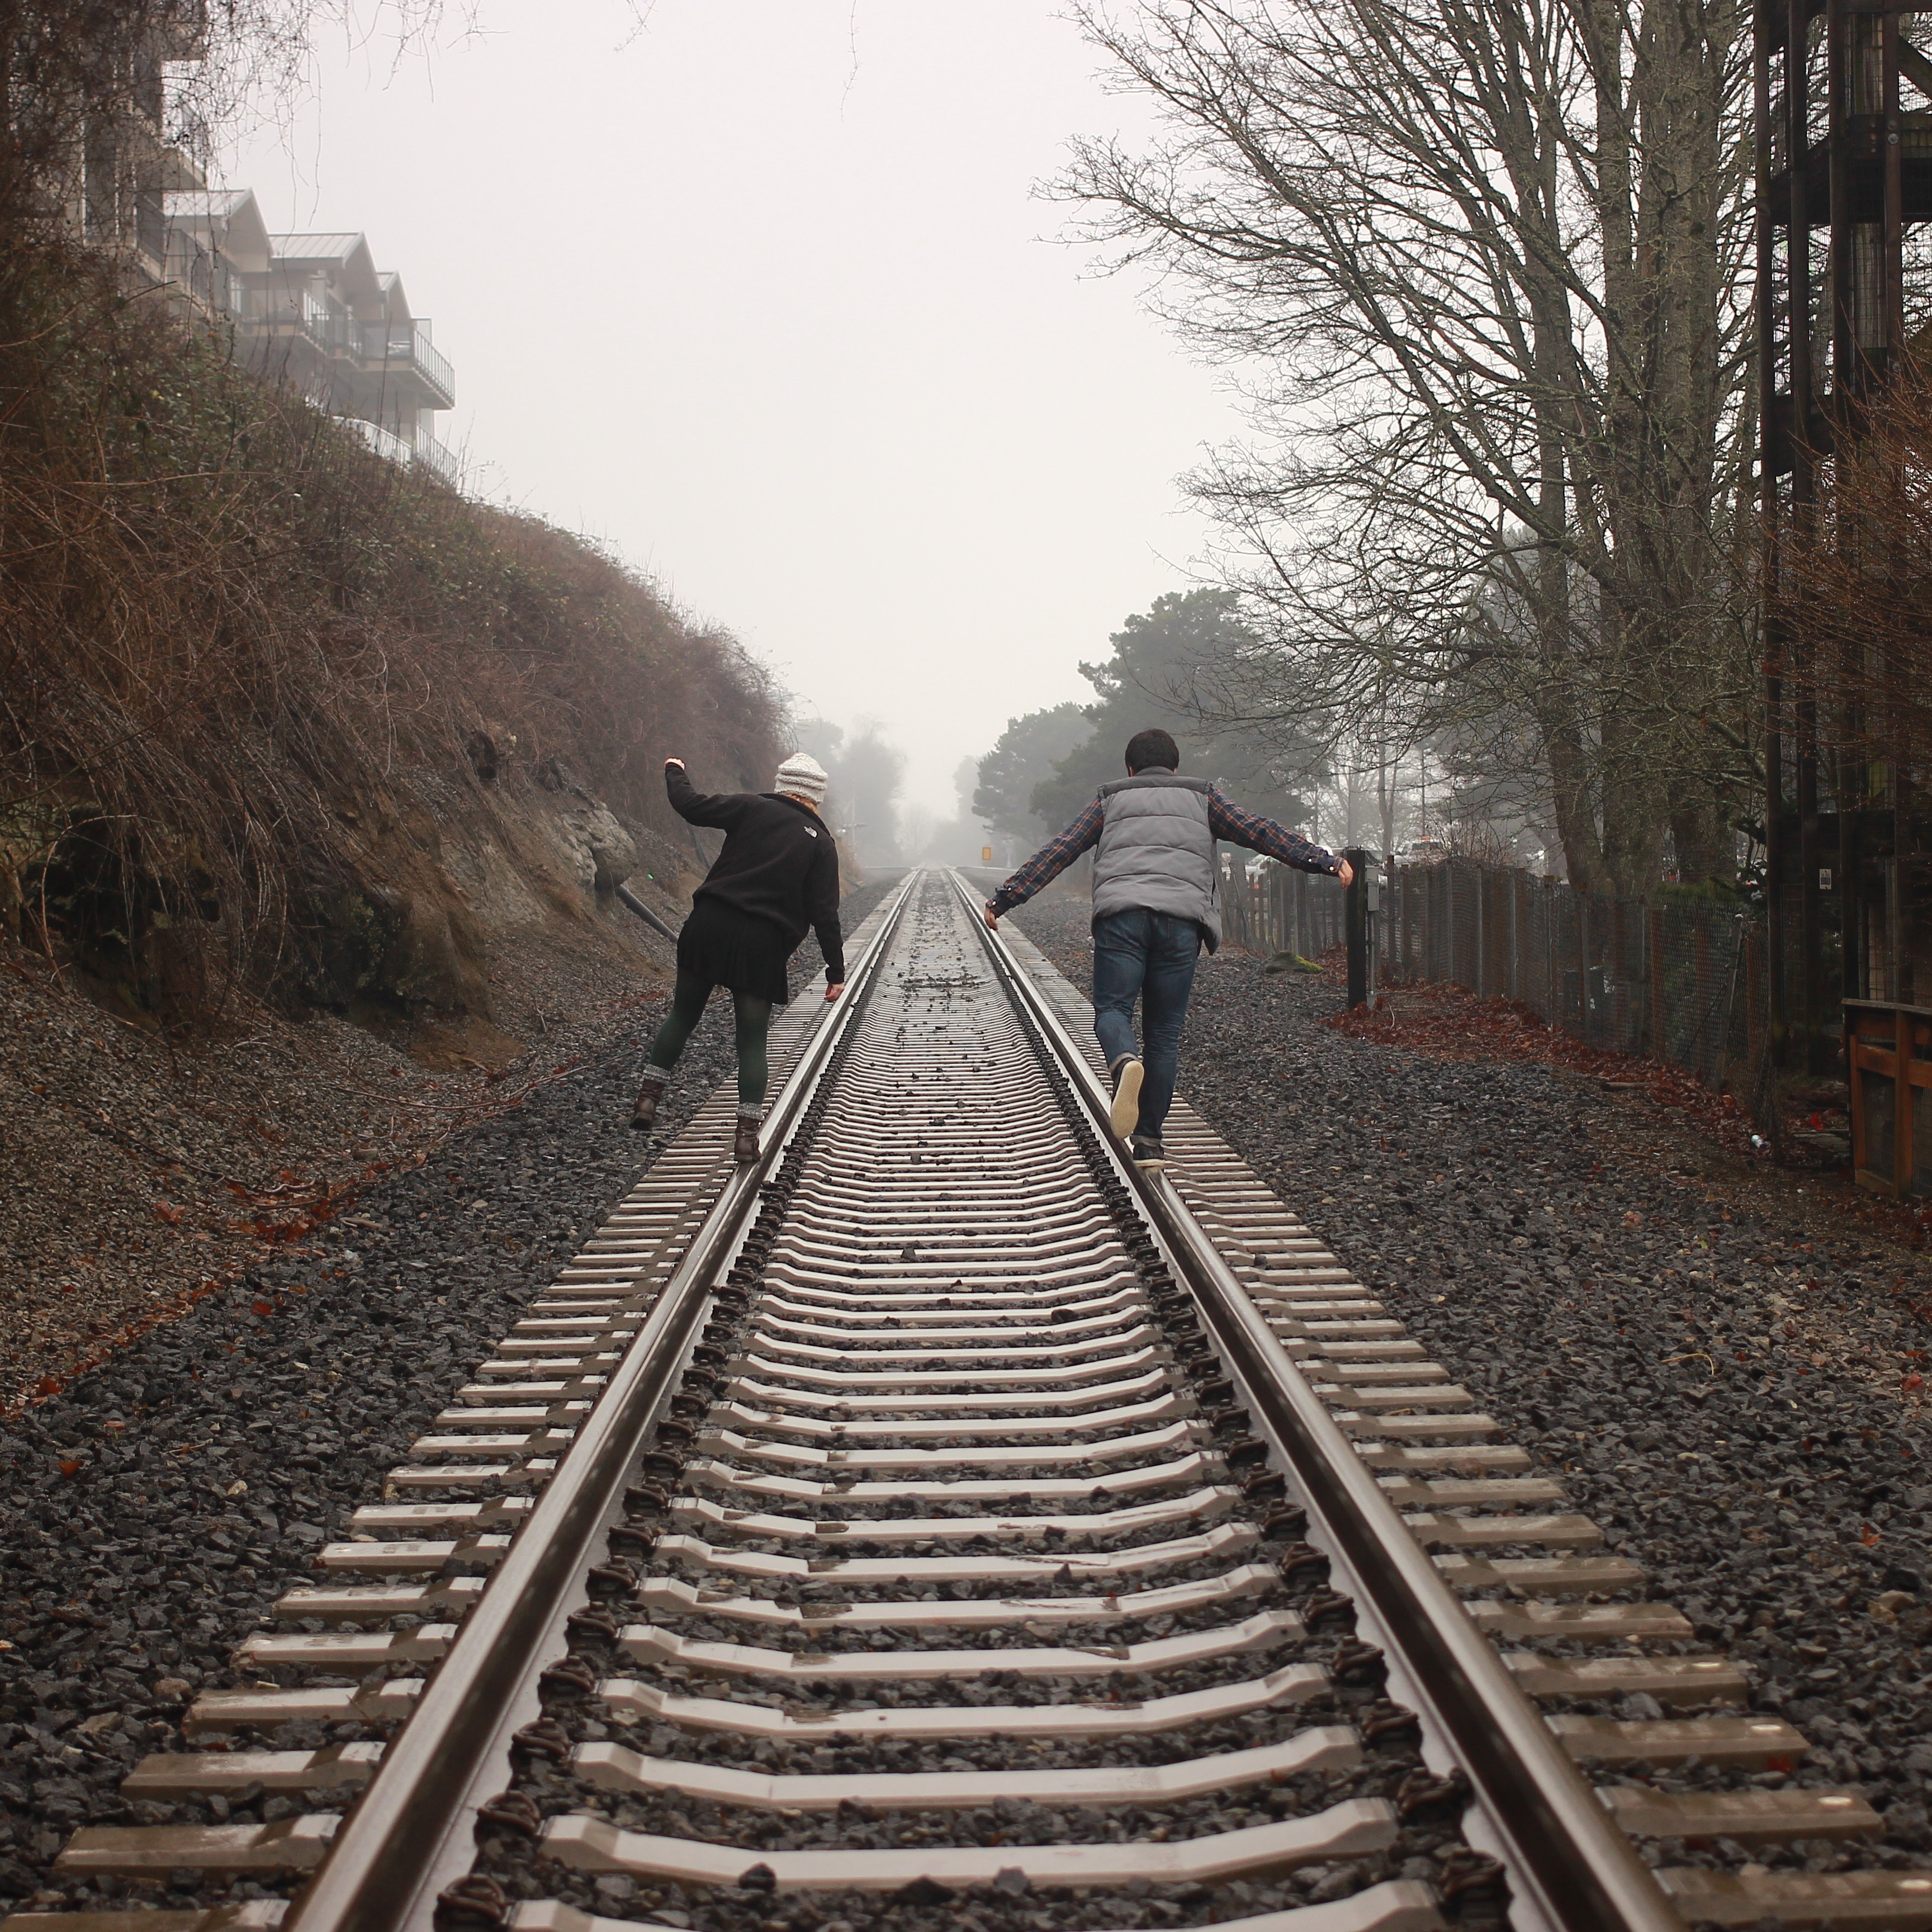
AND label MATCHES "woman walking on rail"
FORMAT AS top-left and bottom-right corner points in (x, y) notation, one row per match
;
(629, 752), (845, 1161)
